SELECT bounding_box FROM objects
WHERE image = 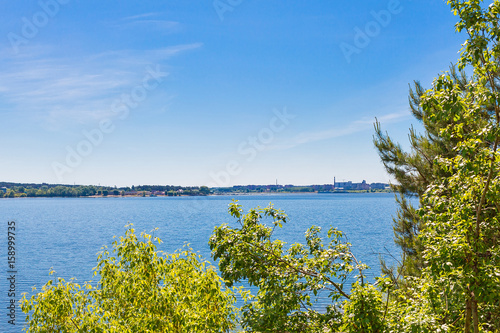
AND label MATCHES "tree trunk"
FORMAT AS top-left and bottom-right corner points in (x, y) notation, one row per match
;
(472, 297), (479, 333)
(465, 299), (472, 333)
